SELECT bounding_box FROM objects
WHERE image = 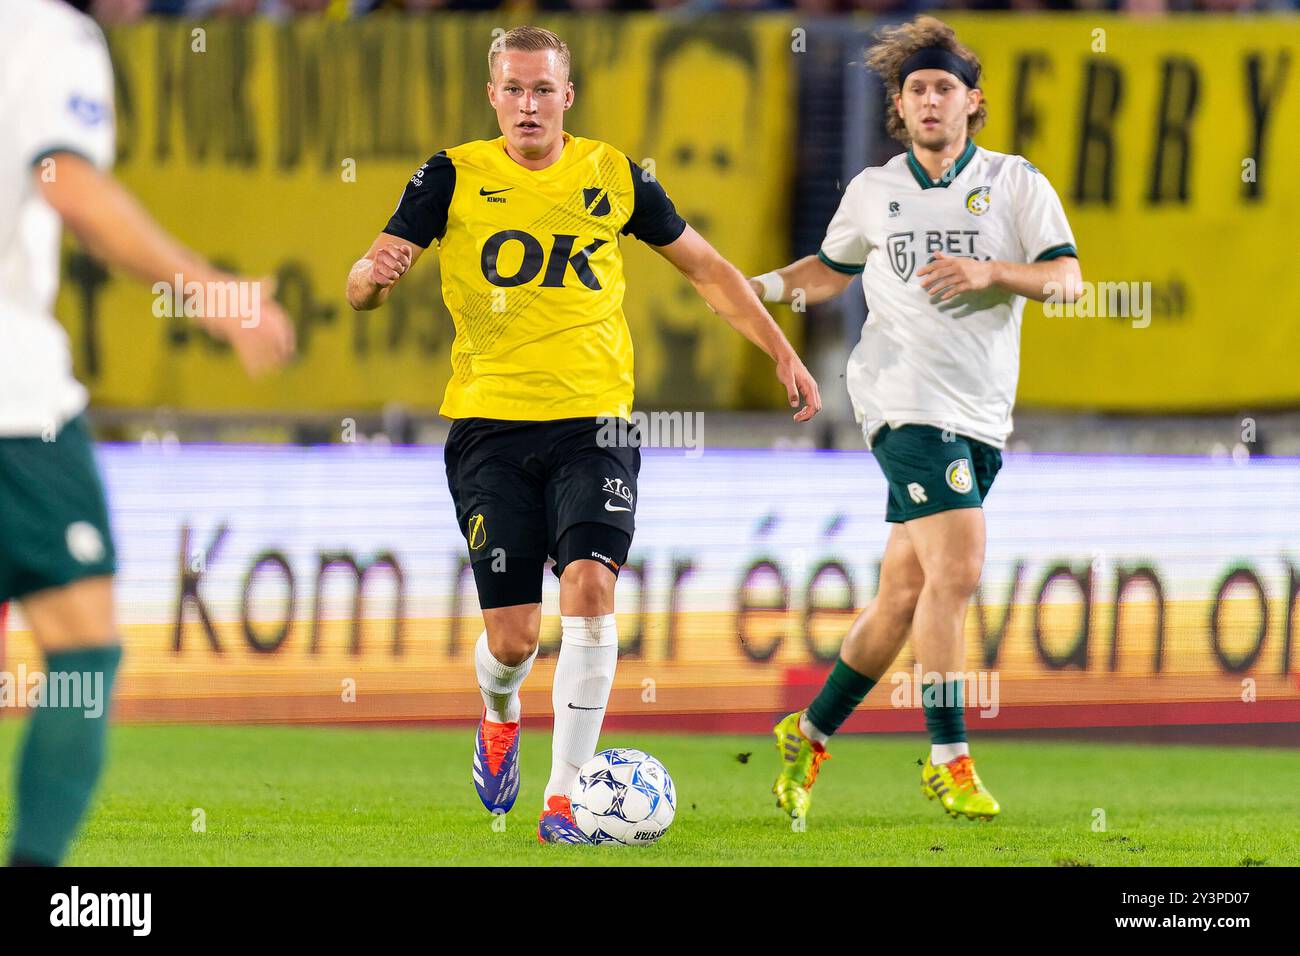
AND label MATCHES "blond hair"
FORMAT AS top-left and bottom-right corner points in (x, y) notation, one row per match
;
(488, 26), (571, 81)
(864, 16), (986, 146)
